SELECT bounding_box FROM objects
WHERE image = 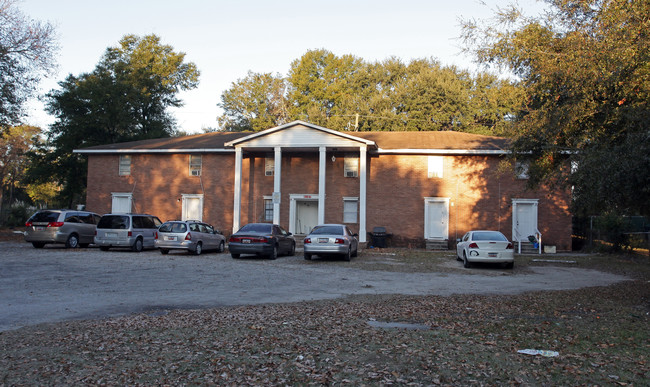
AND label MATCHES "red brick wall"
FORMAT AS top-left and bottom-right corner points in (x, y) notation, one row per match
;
(86, 151), (571, 250)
